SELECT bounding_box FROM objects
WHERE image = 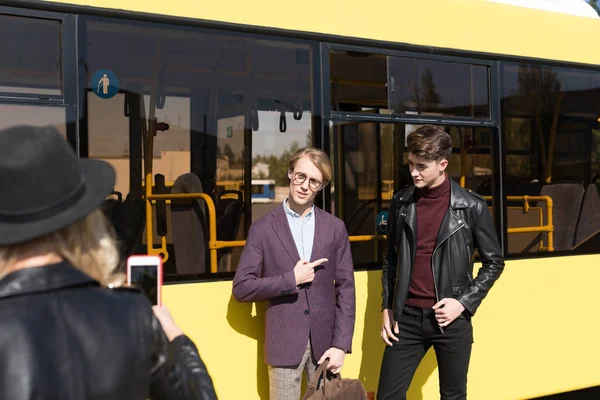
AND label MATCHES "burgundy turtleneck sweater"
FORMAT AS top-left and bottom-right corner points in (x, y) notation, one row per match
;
(405, 177), (451, 308)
